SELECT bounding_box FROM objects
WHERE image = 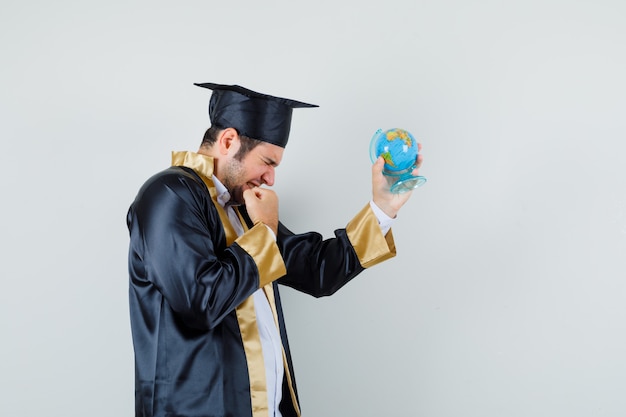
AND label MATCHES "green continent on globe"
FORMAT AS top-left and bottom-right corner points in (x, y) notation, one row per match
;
(380, 150), (395, 167)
